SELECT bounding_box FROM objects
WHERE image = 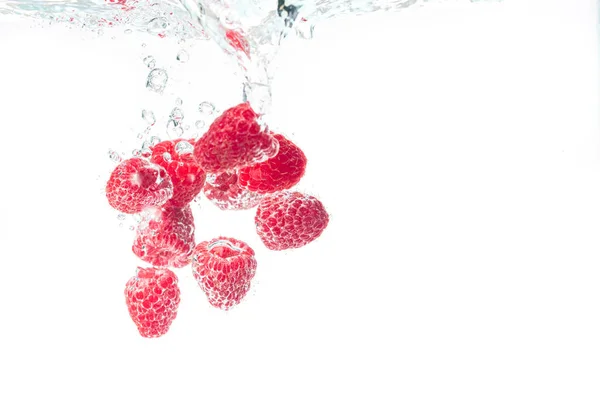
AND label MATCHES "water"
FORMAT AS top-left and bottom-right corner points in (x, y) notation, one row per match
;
(0, 0), (500, 119)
